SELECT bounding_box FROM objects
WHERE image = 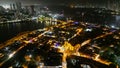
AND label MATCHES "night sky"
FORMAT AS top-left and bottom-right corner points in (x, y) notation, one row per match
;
(0, 0), (41, 5)
(0, 0), (118, 7)
(0, 0), (113, 4)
